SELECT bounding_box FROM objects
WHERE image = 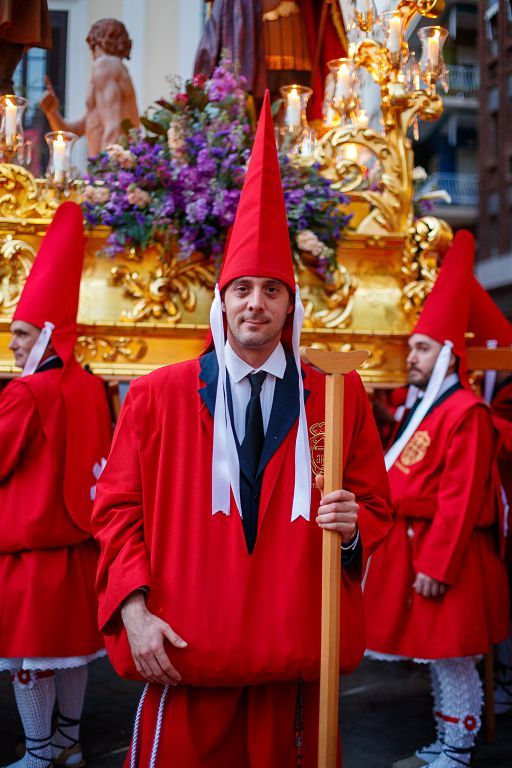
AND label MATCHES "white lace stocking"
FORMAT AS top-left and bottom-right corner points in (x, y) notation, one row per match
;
(51, 666), (88, 756)
(9, 671), (55, 768)
(428, 658), (483, 768)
